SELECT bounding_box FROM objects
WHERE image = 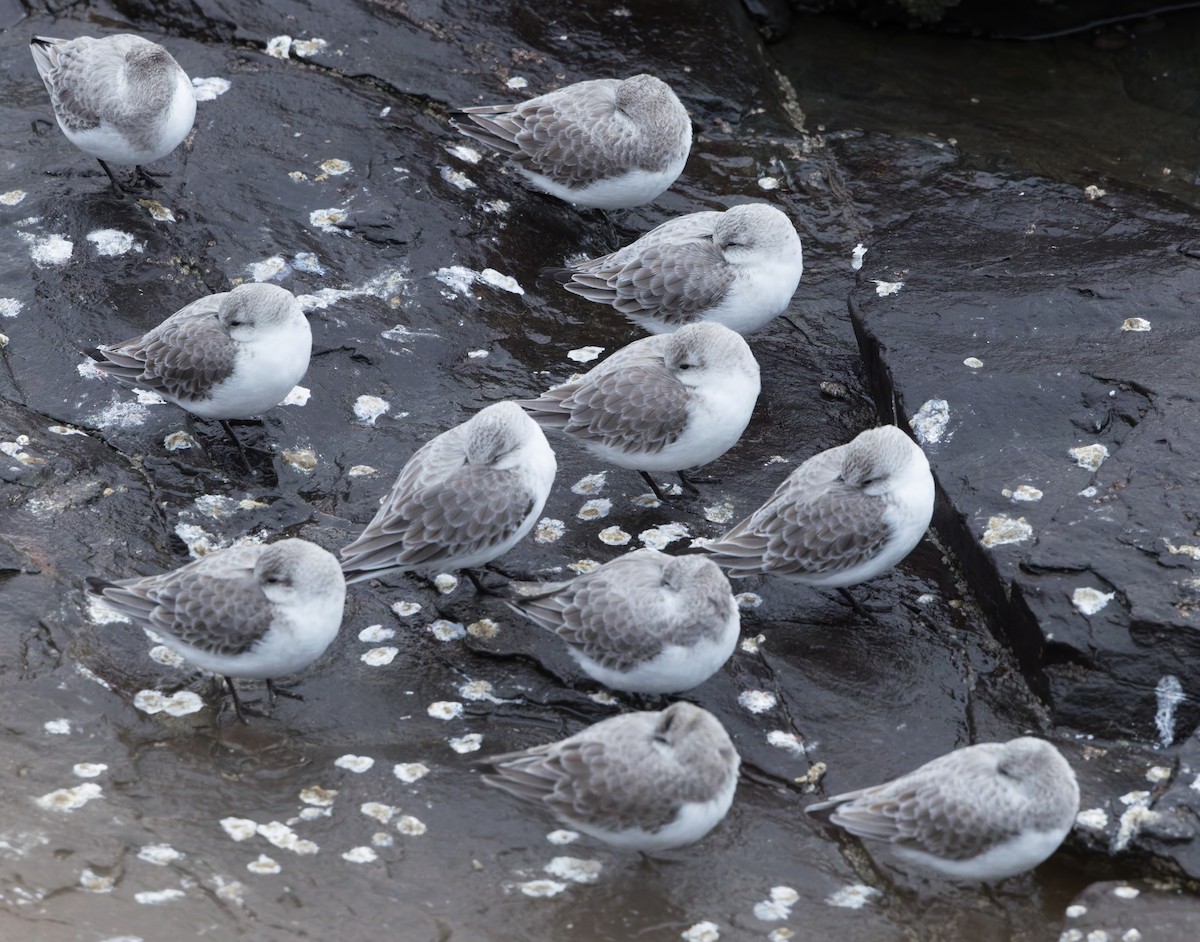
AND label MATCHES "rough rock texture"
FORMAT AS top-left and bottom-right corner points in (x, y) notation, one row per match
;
(1060, 880), (1200, 941)
(850, 181), (1200, 742)
(2, 0), (1199, 937)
